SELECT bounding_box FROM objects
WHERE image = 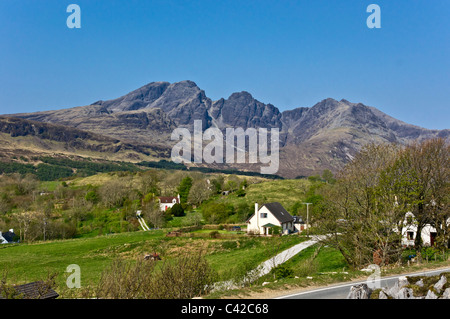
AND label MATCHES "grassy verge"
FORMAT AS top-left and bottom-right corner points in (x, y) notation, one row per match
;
(206, 244), (450, 299)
